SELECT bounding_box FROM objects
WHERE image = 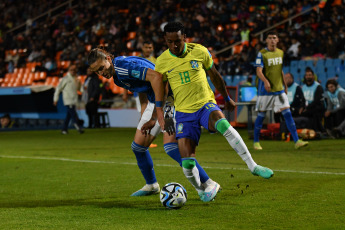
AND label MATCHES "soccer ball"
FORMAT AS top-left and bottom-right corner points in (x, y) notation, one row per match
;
(160, 182), (187, 209)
